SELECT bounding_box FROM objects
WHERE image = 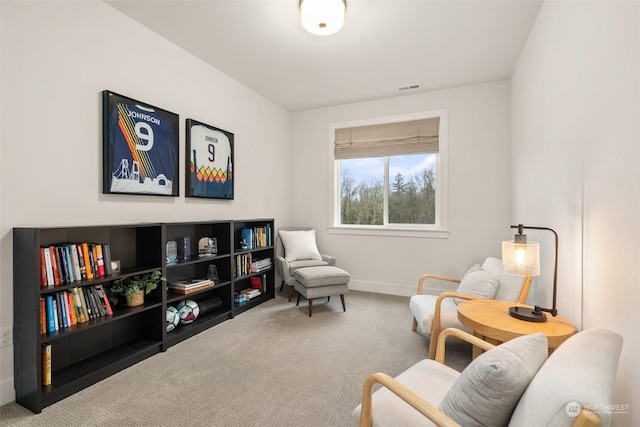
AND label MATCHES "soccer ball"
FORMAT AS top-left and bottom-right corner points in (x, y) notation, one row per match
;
(166, 306), (180, 332)
(176, 299), (199, 324)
